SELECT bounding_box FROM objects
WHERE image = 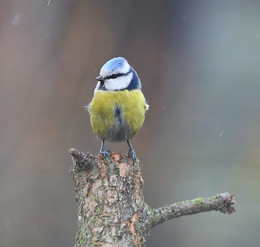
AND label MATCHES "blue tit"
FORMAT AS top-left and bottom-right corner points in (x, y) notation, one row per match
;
(87, 57), (149, 162)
